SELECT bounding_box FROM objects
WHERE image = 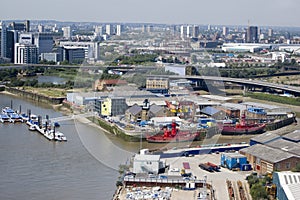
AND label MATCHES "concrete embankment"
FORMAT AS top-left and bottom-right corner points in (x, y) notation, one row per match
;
(88, 116), (143, 142)
(4, 87), (65, 105)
